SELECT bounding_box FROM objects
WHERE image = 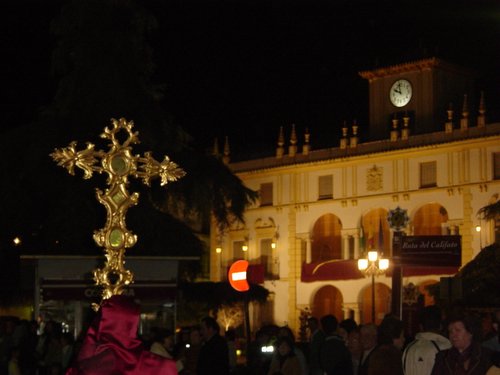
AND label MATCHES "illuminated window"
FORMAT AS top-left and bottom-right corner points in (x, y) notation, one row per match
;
(260, 238), (278, 279)
(494, 152), (500, 180)
(318, 175), (333, 200)
(420, 161), (437, 188)
(233, 240), (246, 261)
(260, 183), (273, 206)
